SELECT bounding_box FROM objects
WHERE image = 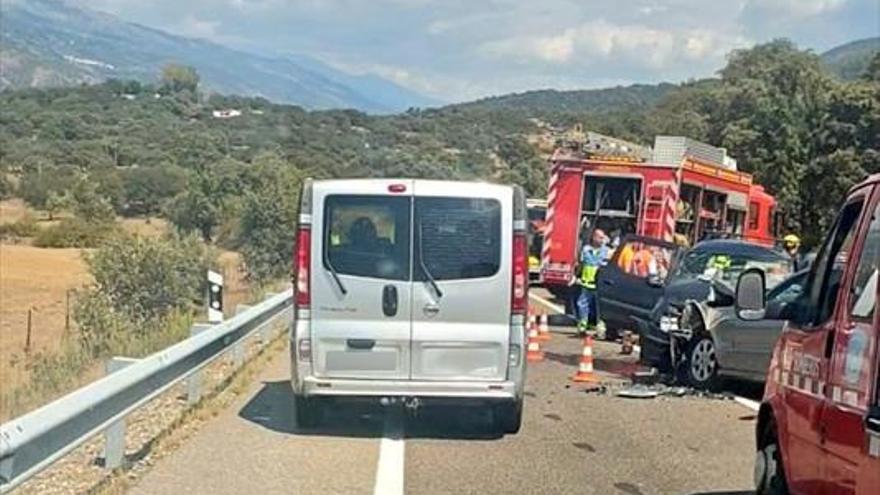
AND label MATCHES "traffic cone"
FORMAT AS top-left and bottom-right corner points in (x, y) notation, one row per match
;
(572, 335), (599, 382)
(526, 326), (544, 362)
(621, 330), (633, 355)
(537, 313), (551, 341)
